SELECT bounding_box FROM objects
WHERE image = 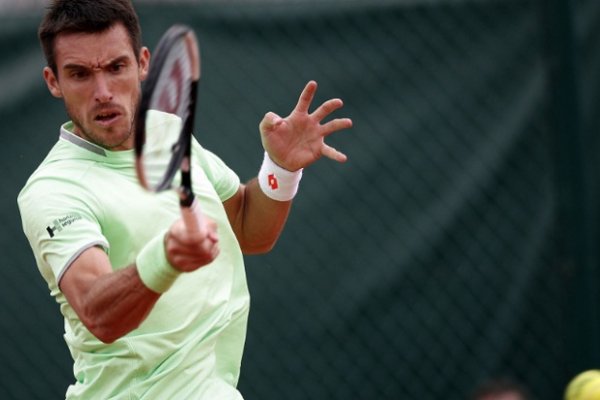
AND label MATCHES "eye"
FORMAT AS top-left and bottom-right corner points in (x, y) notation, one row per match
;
(109, 62), (126, 73)
(70, 69), (89, 80)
